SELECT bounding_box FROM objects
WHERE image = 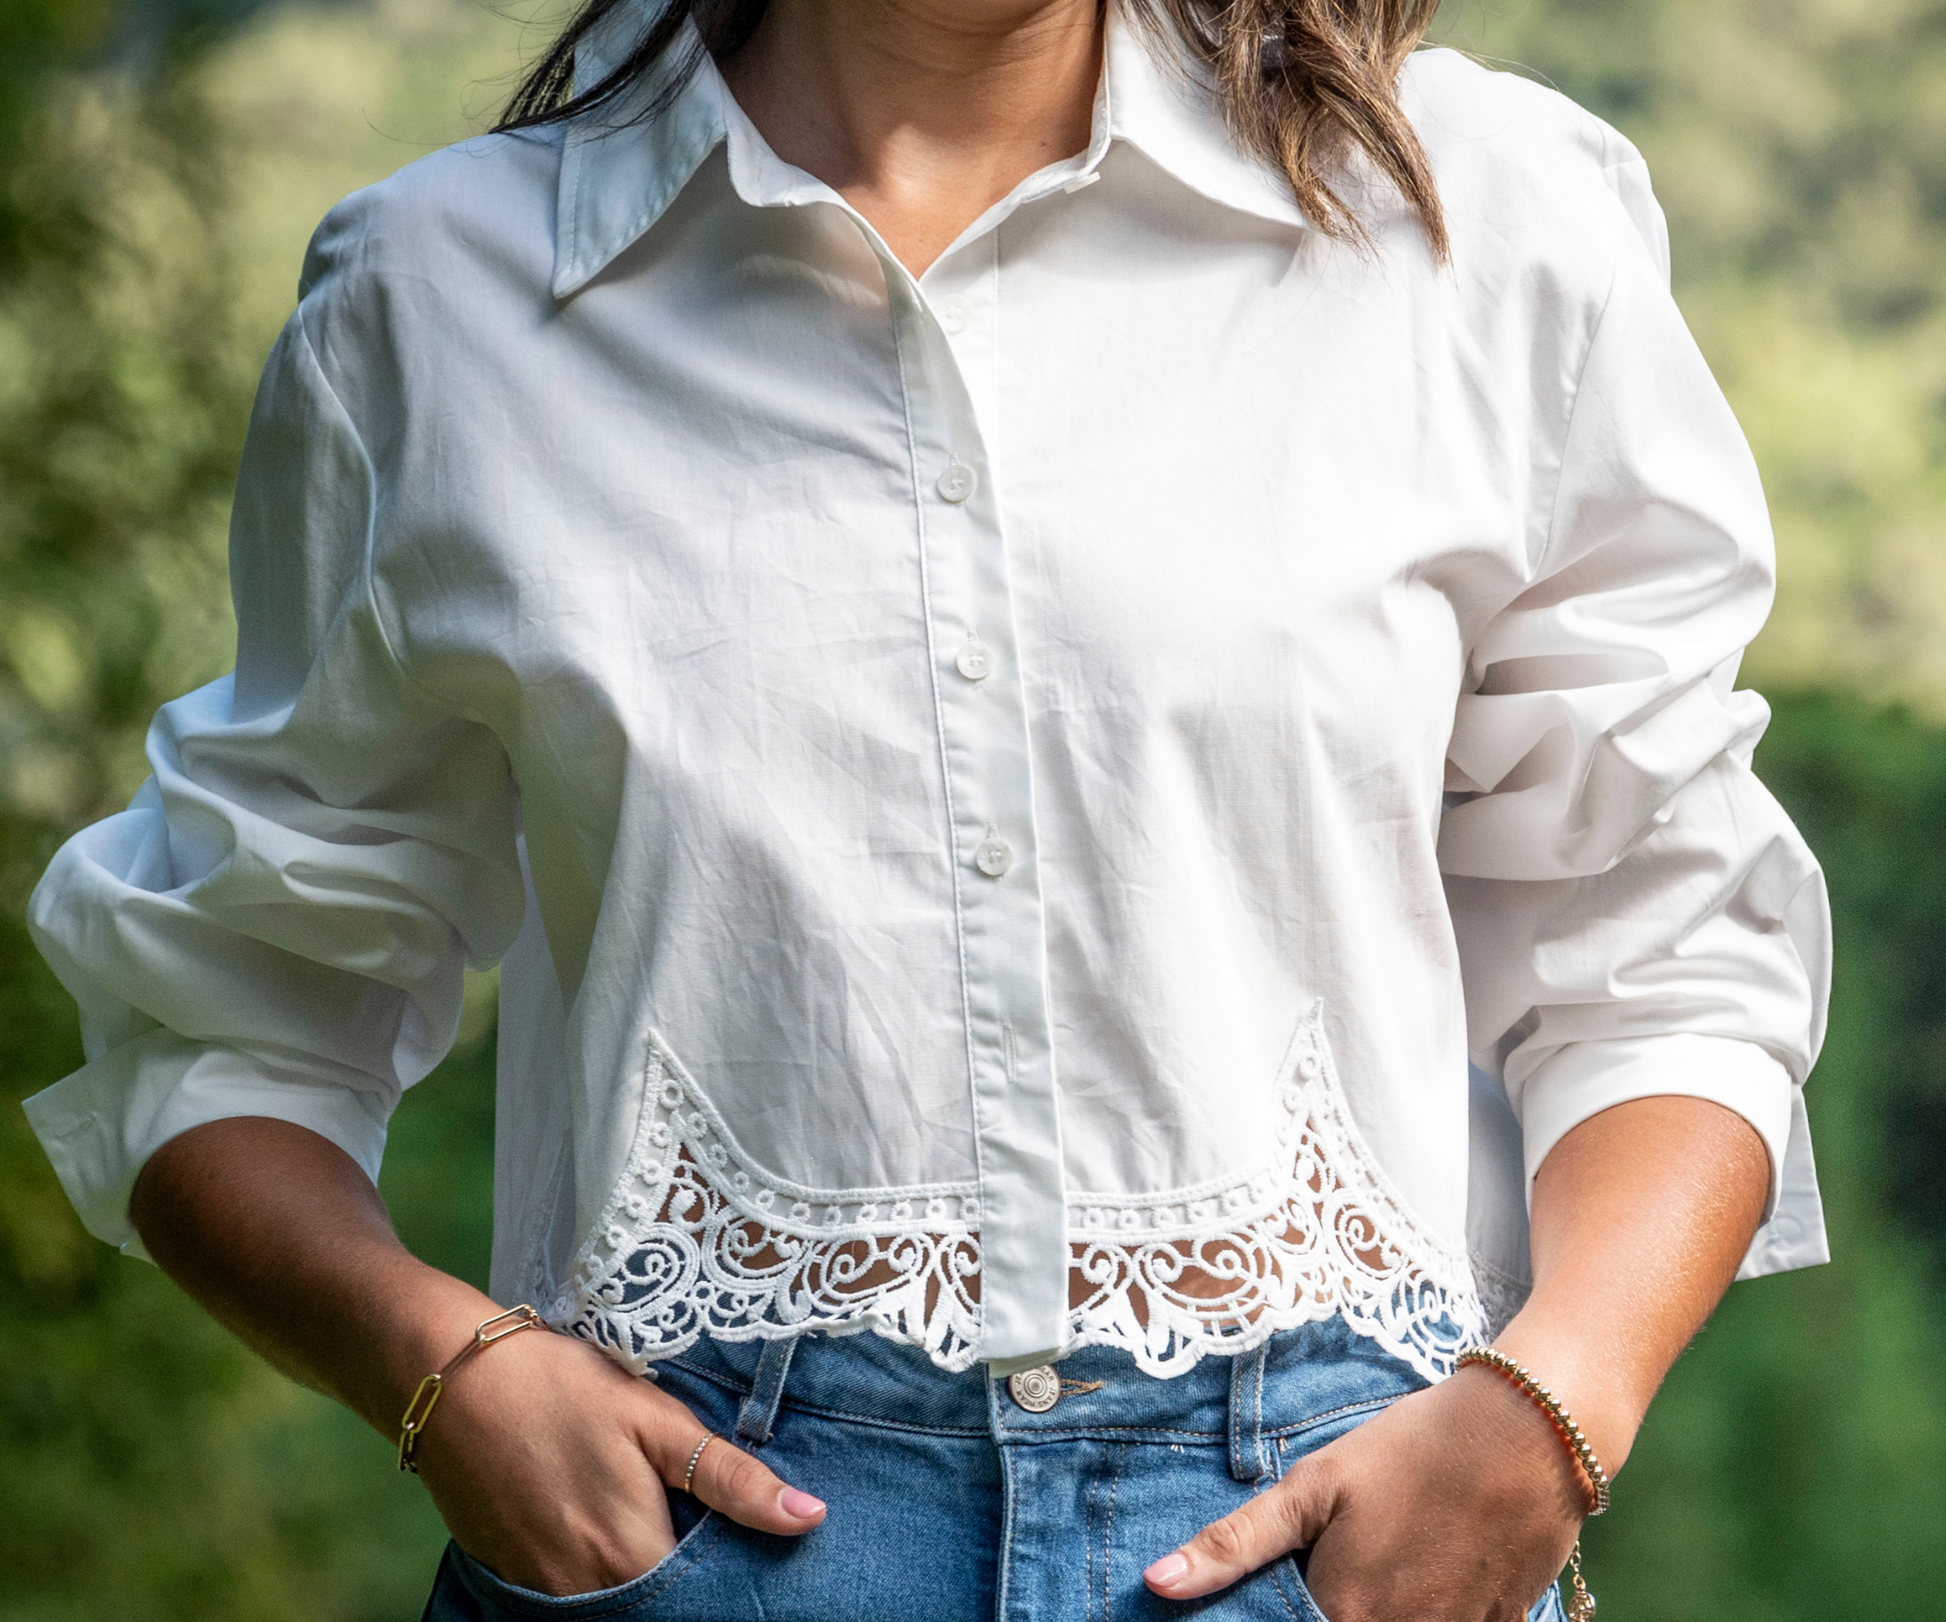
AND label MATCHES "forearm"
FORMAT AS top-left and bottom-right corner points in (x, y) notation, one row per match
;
(129, 1115), (498, 1438)
(1494, 1092), (1772, 1476)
